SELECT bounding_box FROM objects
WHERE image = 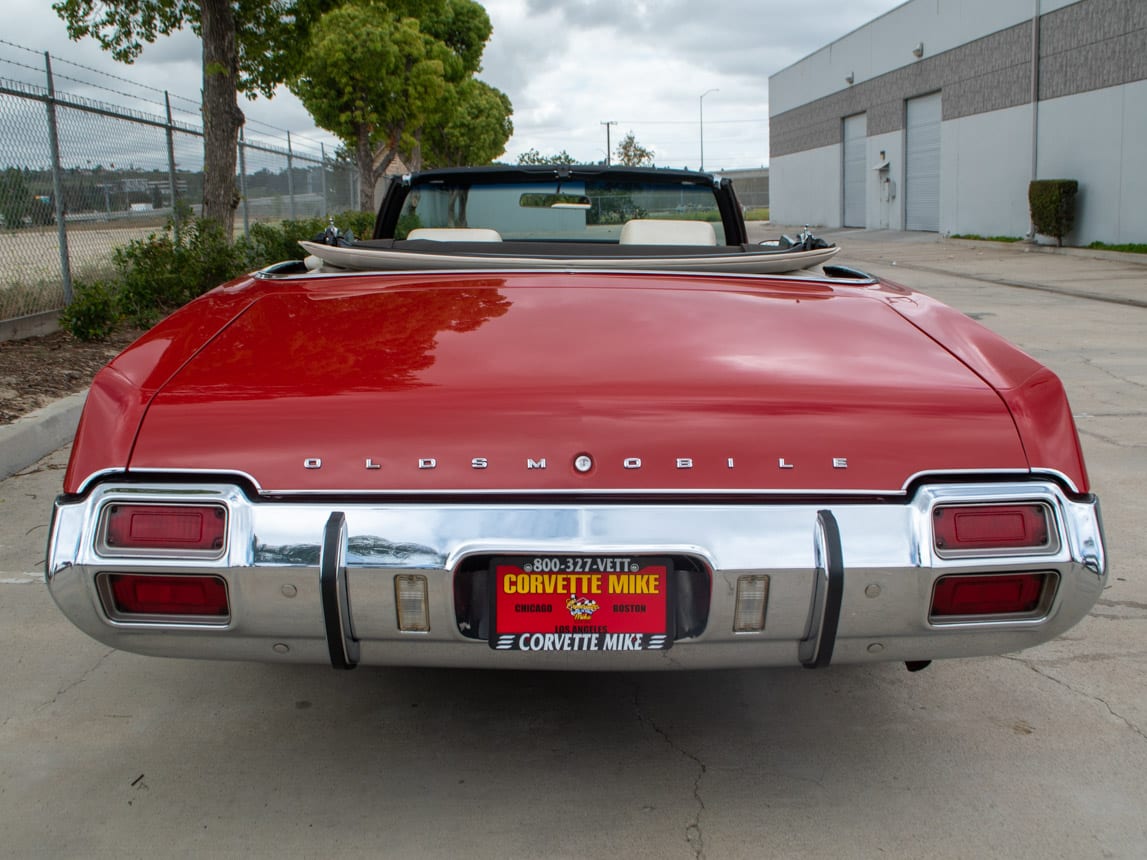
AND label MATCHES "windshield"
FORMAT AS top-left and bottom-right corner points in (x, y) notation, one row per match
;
(396, 178), (726, 243)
